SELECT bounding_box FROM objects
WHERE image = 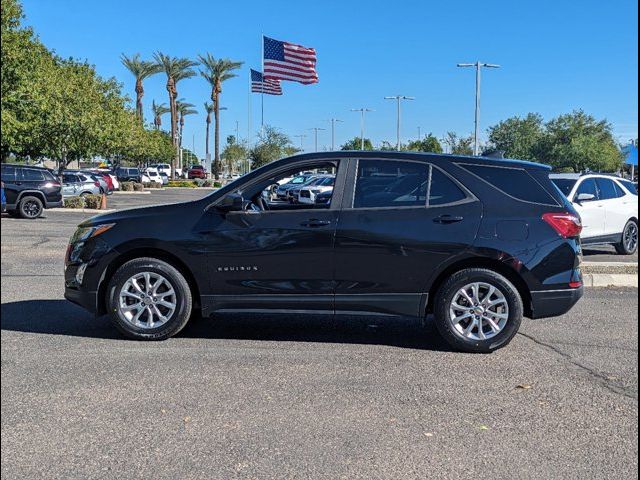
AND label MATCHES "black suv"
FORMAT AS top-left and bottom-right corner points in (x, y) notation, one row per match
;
(1, 163), (63, 218)
(64, 152), (584, 352)
(115, 167), (142, 183)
